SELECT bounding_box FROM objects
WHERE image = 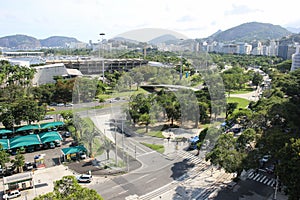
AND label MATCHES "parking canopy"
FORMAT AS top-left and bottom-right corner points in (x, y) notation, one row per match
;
(40, 121), (64, 129)
(61, 145), (87, 155)
(9, 135), (41, 149)
(39, 131), (62, 143)
(0, 139), (9, 150)
(16, 124), (40, 132)
(0, 129), (13, 134)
